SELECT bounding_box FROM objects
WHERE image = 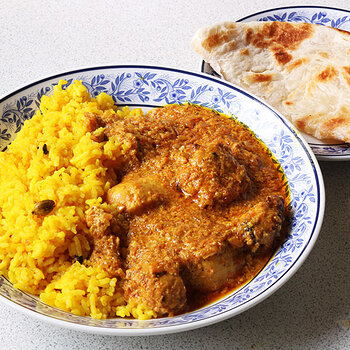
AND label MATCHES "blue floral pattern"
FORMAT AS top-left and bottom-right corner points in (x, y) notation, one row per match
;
(0, 66), (323, 334)
(202, 6), (350, 159)
(1, 95), (38, 142)
(1, 72), (243, 151)
(259, 10), (350, 29)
